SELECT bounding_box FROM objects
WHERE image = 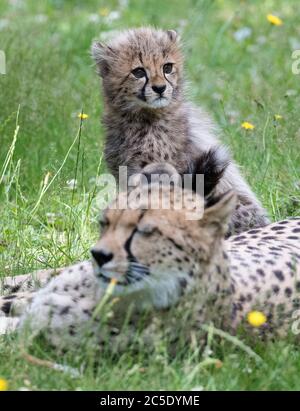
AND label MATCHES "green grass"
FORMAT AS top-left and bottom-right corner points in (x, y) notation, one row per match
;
(0, 0), (300, 390)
